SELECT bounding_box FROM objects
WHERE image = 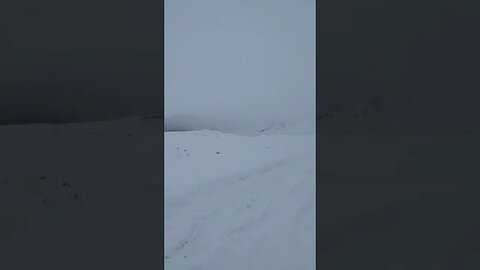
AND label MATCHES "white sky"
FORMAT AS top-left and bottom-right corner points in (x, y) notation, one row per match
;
(165, 0), (315, 127)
